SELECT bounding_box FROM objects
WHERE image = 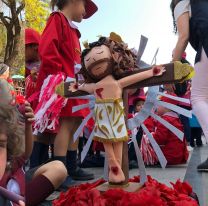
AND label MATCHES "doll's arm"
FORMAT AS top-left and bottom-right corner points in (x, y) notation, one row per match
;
(69, 82), (95, 94)
(118, 66), (165, 89)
